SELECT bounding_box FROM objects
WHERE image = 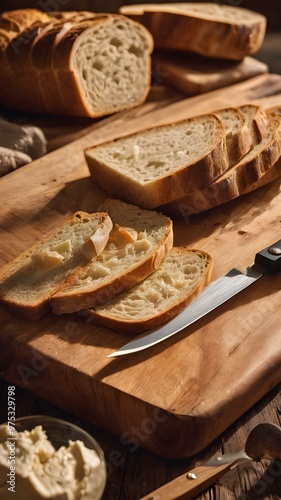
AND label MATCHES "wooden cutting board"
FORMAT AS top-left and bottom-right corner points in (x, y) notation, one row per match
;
(1, 74), (281, 459)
